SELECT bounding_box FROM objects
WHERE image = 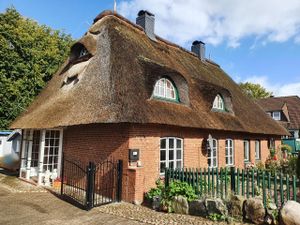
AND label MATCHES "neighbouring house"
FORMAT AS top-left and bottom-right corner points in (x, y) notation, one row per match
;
(257, 95), (300, 153)
(0, 130), (21, 170)
(10, 10), (288, 203)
